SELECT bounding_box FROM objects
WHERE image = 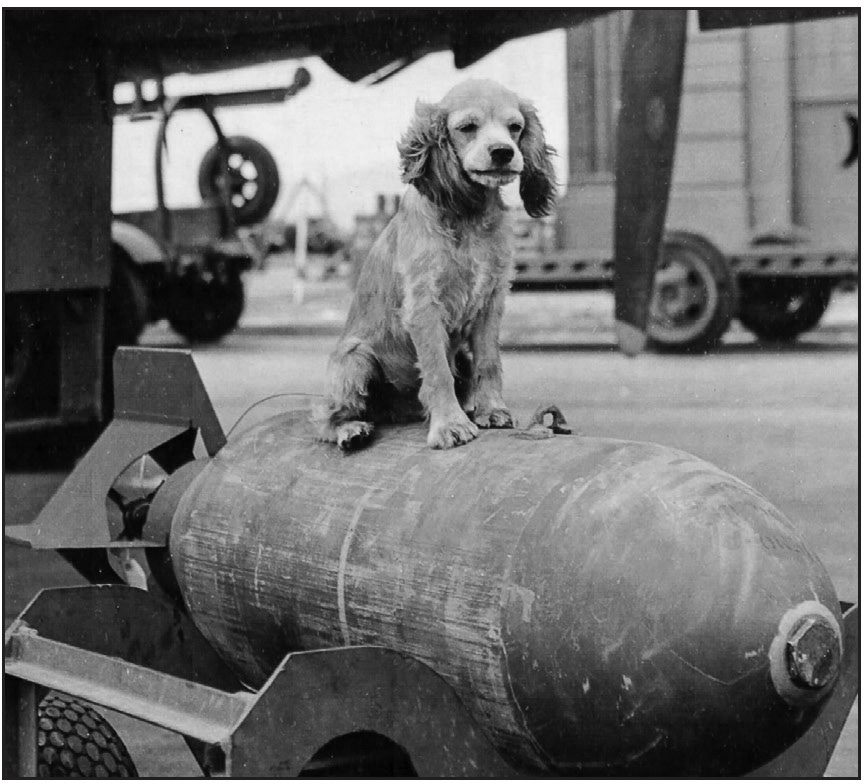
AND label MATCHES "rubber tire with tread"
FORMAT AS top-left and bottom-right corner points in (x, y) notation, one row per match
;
(198, 135), (280, 226)
(647, 231), (738, 353)
(166, 265), (245, 344)
(737, 278), (833, 342)
(37, 693), (138, 778)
